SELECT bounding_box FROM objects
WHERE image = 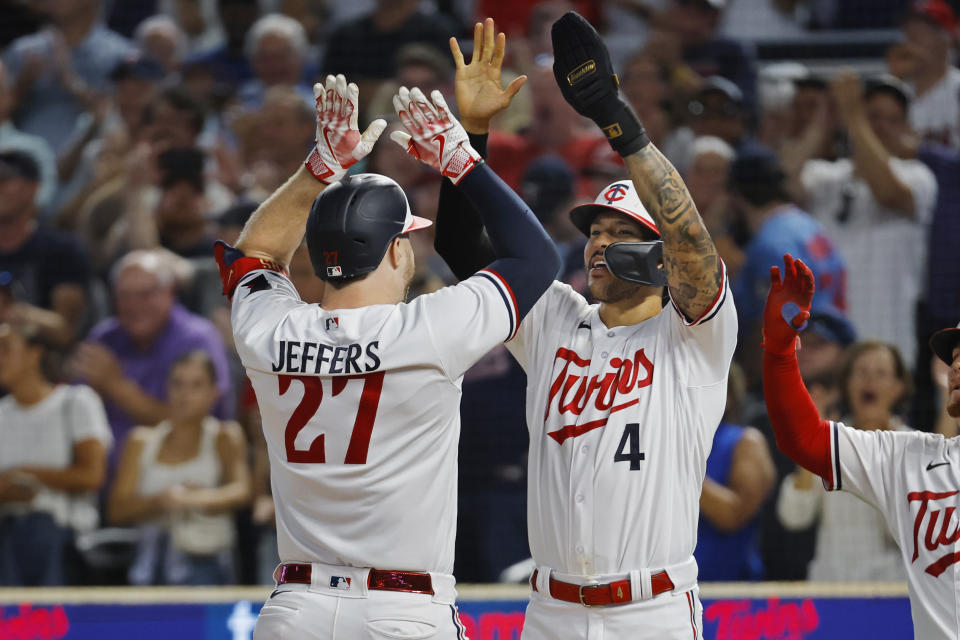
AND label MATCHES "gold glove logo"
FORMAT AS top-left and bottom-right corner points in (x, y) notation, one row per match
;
(603, 123), (623, 139)
(566, 60), (596, 85)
